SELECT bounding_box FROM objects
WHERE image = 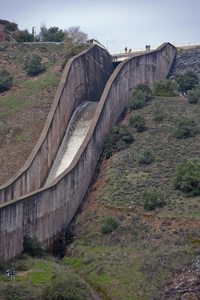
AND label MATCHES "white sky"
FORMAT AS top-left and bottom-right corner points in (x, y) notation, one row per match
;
(1, 0), (200, 52)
